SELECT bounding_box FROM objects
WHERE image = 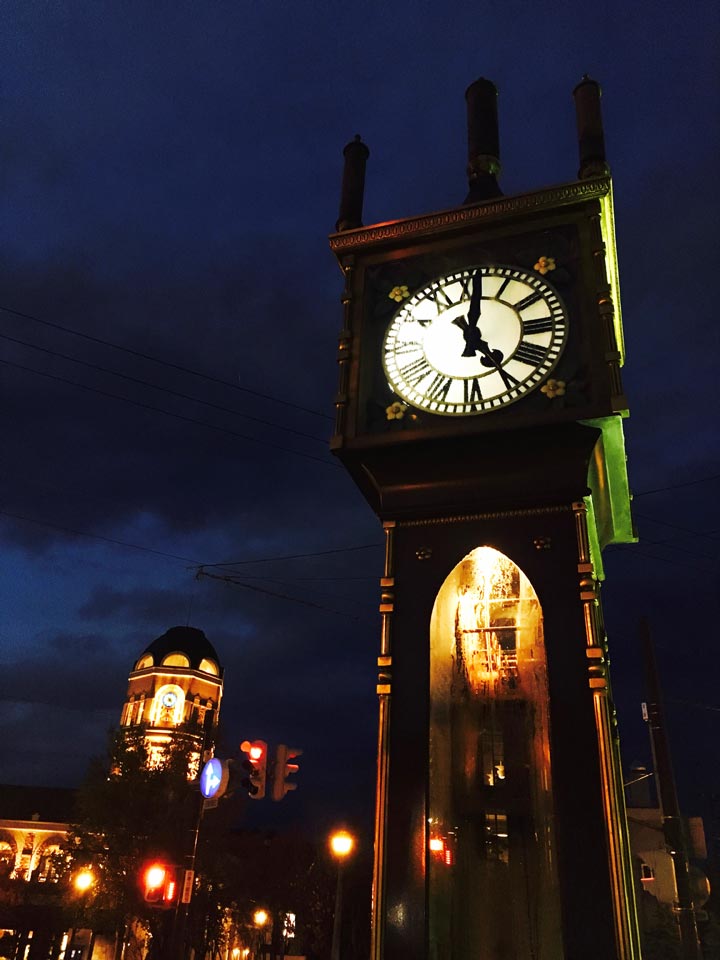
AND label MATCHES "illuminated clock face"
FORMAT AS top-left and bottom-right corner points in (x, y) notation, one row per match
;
(161, 691), (177, 708)
(382, 265), (569, 415)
